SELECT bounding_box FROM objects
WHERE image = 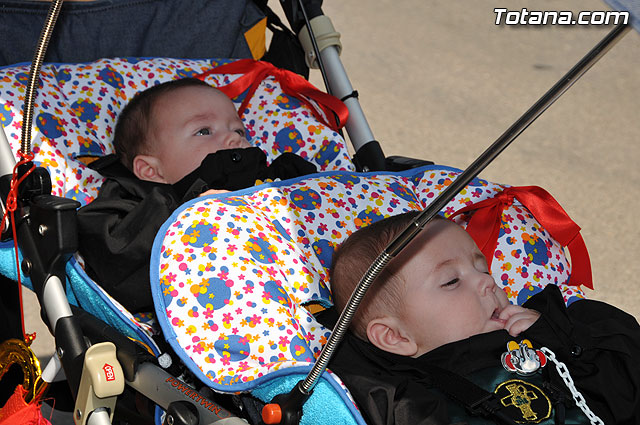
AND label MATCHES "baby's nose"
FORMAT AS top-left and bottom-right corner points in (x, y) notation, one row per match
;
(226, 131), (249, 149)
(225, 132), (243, 148)
(478, 273), (496, 295)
